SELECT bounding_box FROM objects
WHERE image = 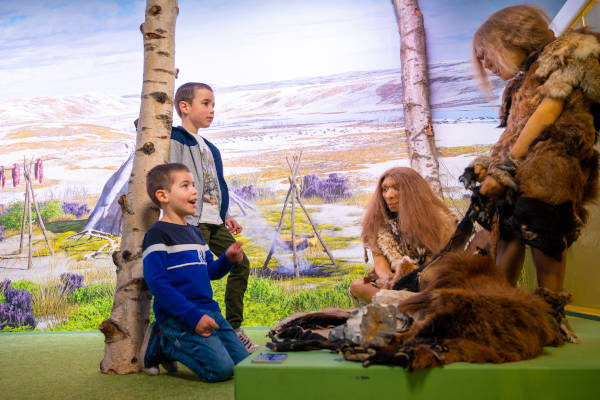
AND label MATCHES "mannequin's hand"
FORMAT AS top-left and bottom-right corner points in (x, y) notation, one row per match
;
(480, 176), (504, 197)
